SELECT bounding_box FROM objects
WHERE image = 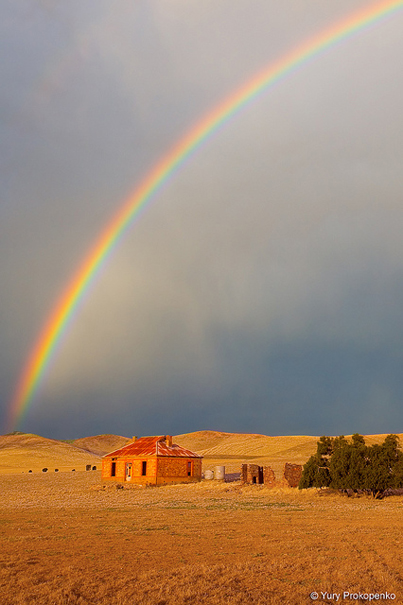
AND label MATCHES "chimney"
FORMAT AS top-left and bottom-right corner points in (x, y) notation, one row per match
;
(165, 435), (172, 447)
(132, 436), (137, 442)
